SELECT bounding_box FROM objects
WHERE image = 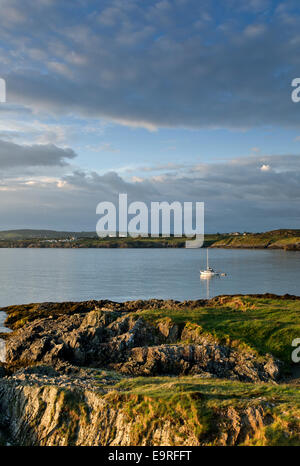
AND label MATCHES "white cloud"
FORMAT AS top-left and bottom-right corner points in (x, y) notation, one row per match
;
(260, 164), (271, 171)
